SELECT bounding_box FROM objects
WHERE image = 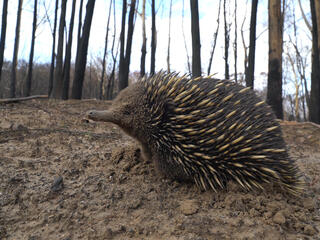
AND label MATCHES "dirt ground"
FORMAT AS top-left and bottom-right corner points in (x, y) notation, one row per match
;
(0, 99), (320, 240)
